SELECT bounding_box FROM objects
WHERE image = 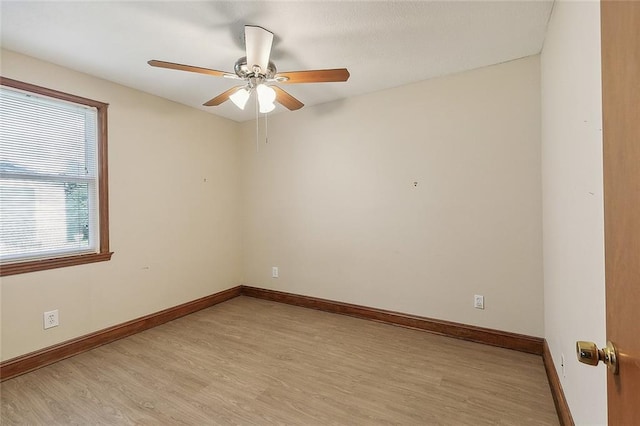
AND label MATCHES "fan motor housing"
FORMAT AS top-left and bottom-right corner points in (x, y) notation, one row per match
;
(234, 56), (277, 79)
